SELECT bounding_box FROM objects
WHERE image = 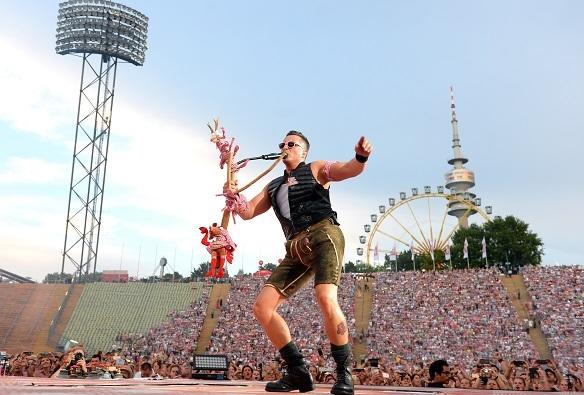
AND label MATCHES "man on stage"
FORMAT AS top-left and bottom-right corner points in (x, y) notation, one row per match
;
(226, 130), (372, 394)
